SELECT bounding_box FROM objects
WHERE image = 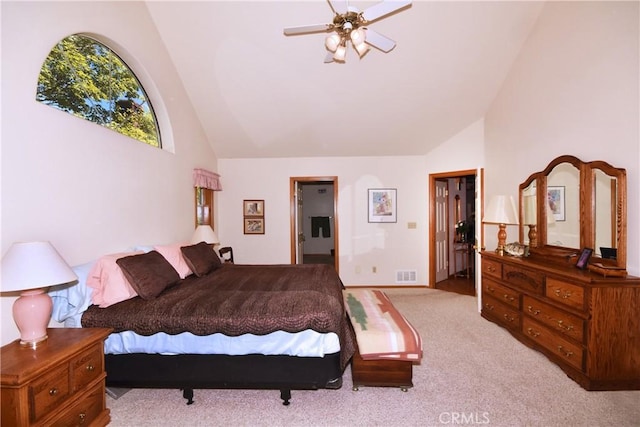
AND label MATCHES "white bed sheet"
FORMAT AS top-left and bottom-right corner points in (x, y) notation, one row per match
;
(104, 329), (340, 357)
